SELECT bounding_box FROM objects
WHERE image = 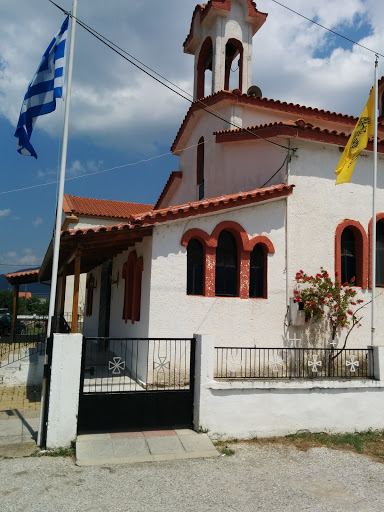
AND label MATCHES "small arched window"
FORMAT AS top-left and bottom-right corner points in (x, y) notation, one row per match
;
(197, 137), (205, 200)
(187, 239), (204, 295)
(341, 227), (356, 283)
(215, 230), (238, 297)
(224, 39), (243, 91)
(249, 245), (264, 298)
(197, 37), (213, 99)
(376, 221), (384, 286)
